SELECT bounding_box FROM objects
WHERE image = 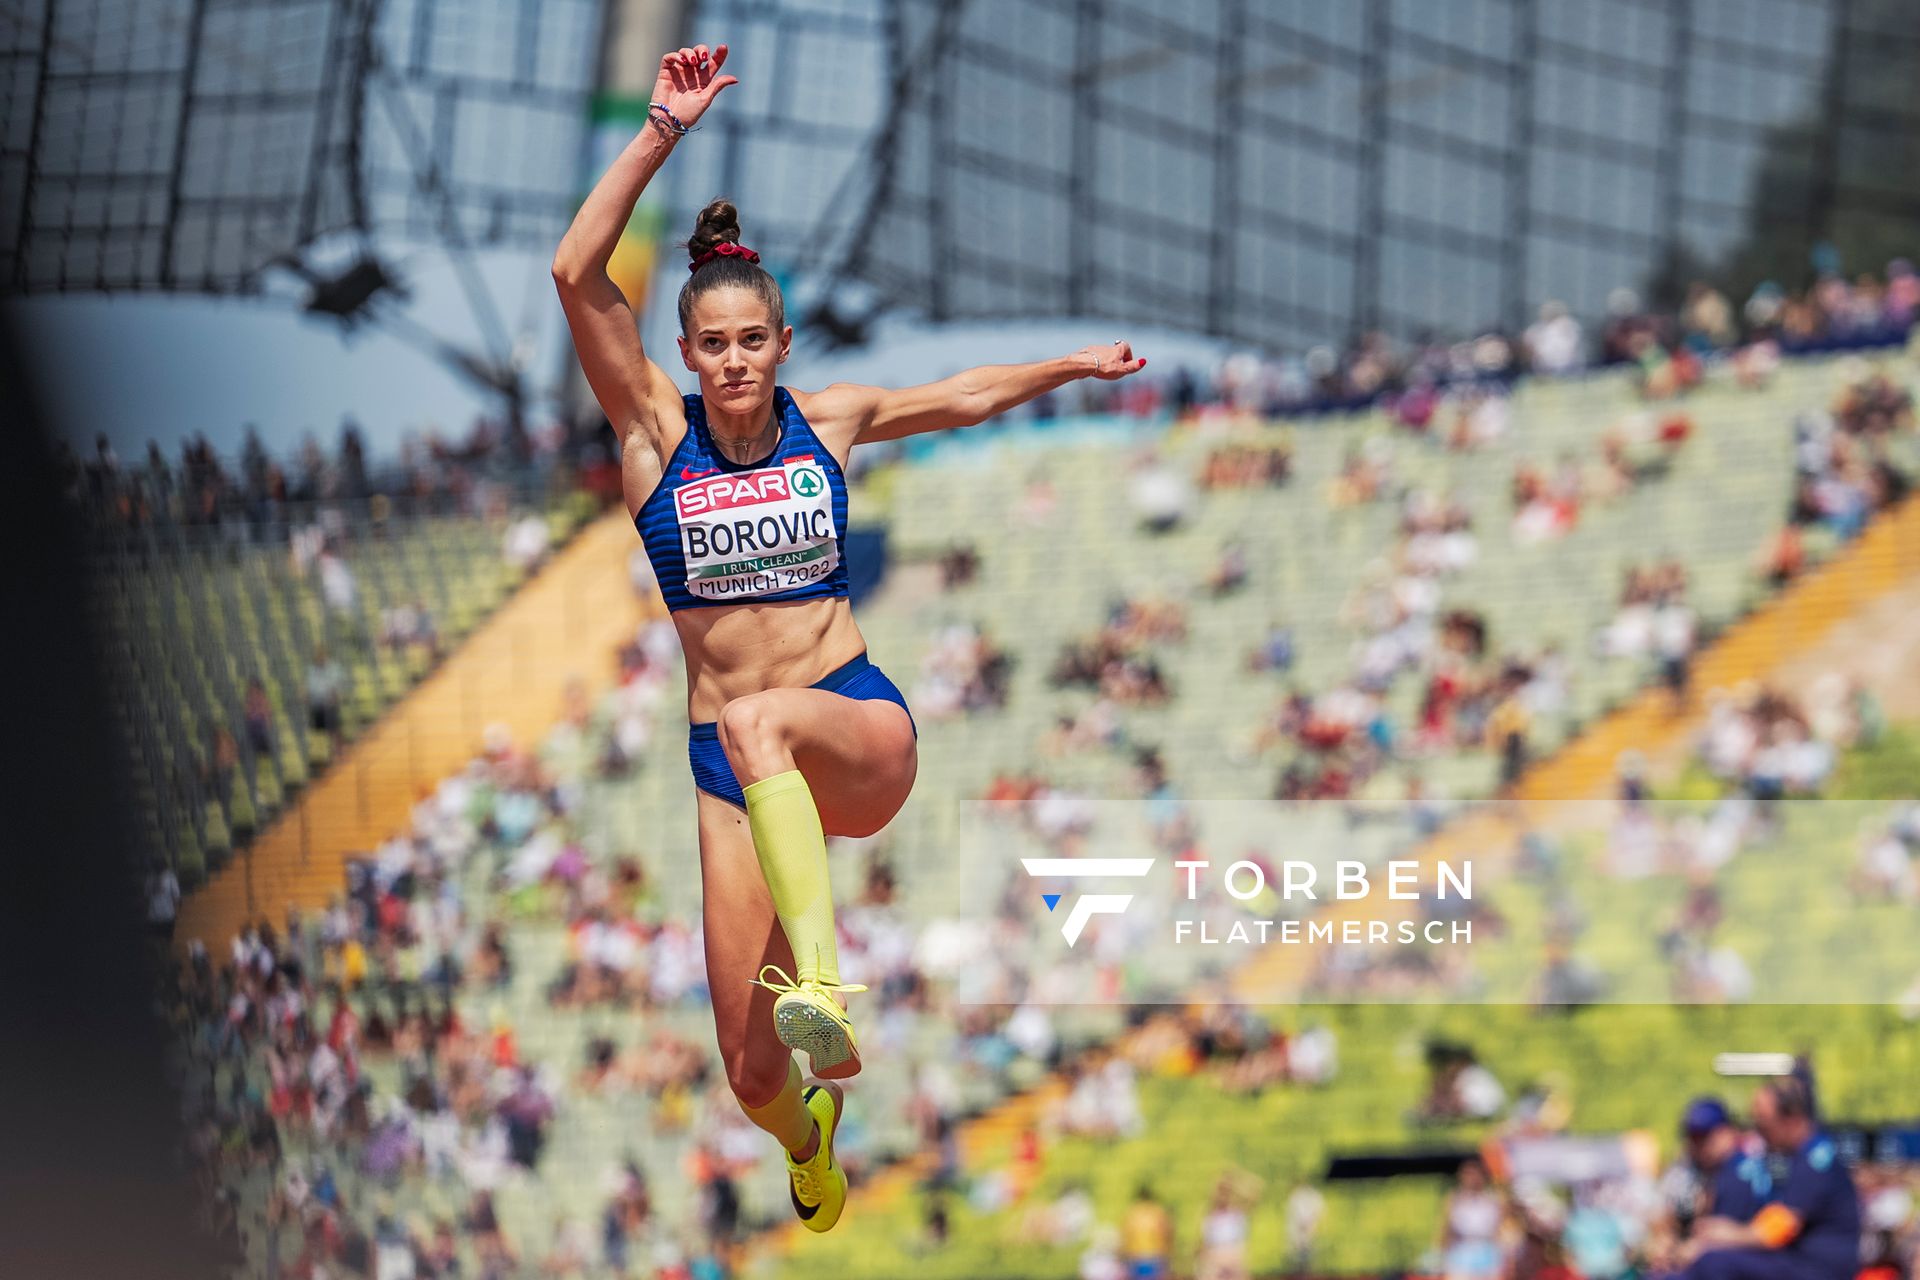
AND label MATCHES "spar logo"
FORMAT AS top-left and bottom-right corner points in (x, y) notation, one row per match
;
(674, 462), (828, 519)
(1022, 858), (1155, 947)
(789, 464), (825, 499)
